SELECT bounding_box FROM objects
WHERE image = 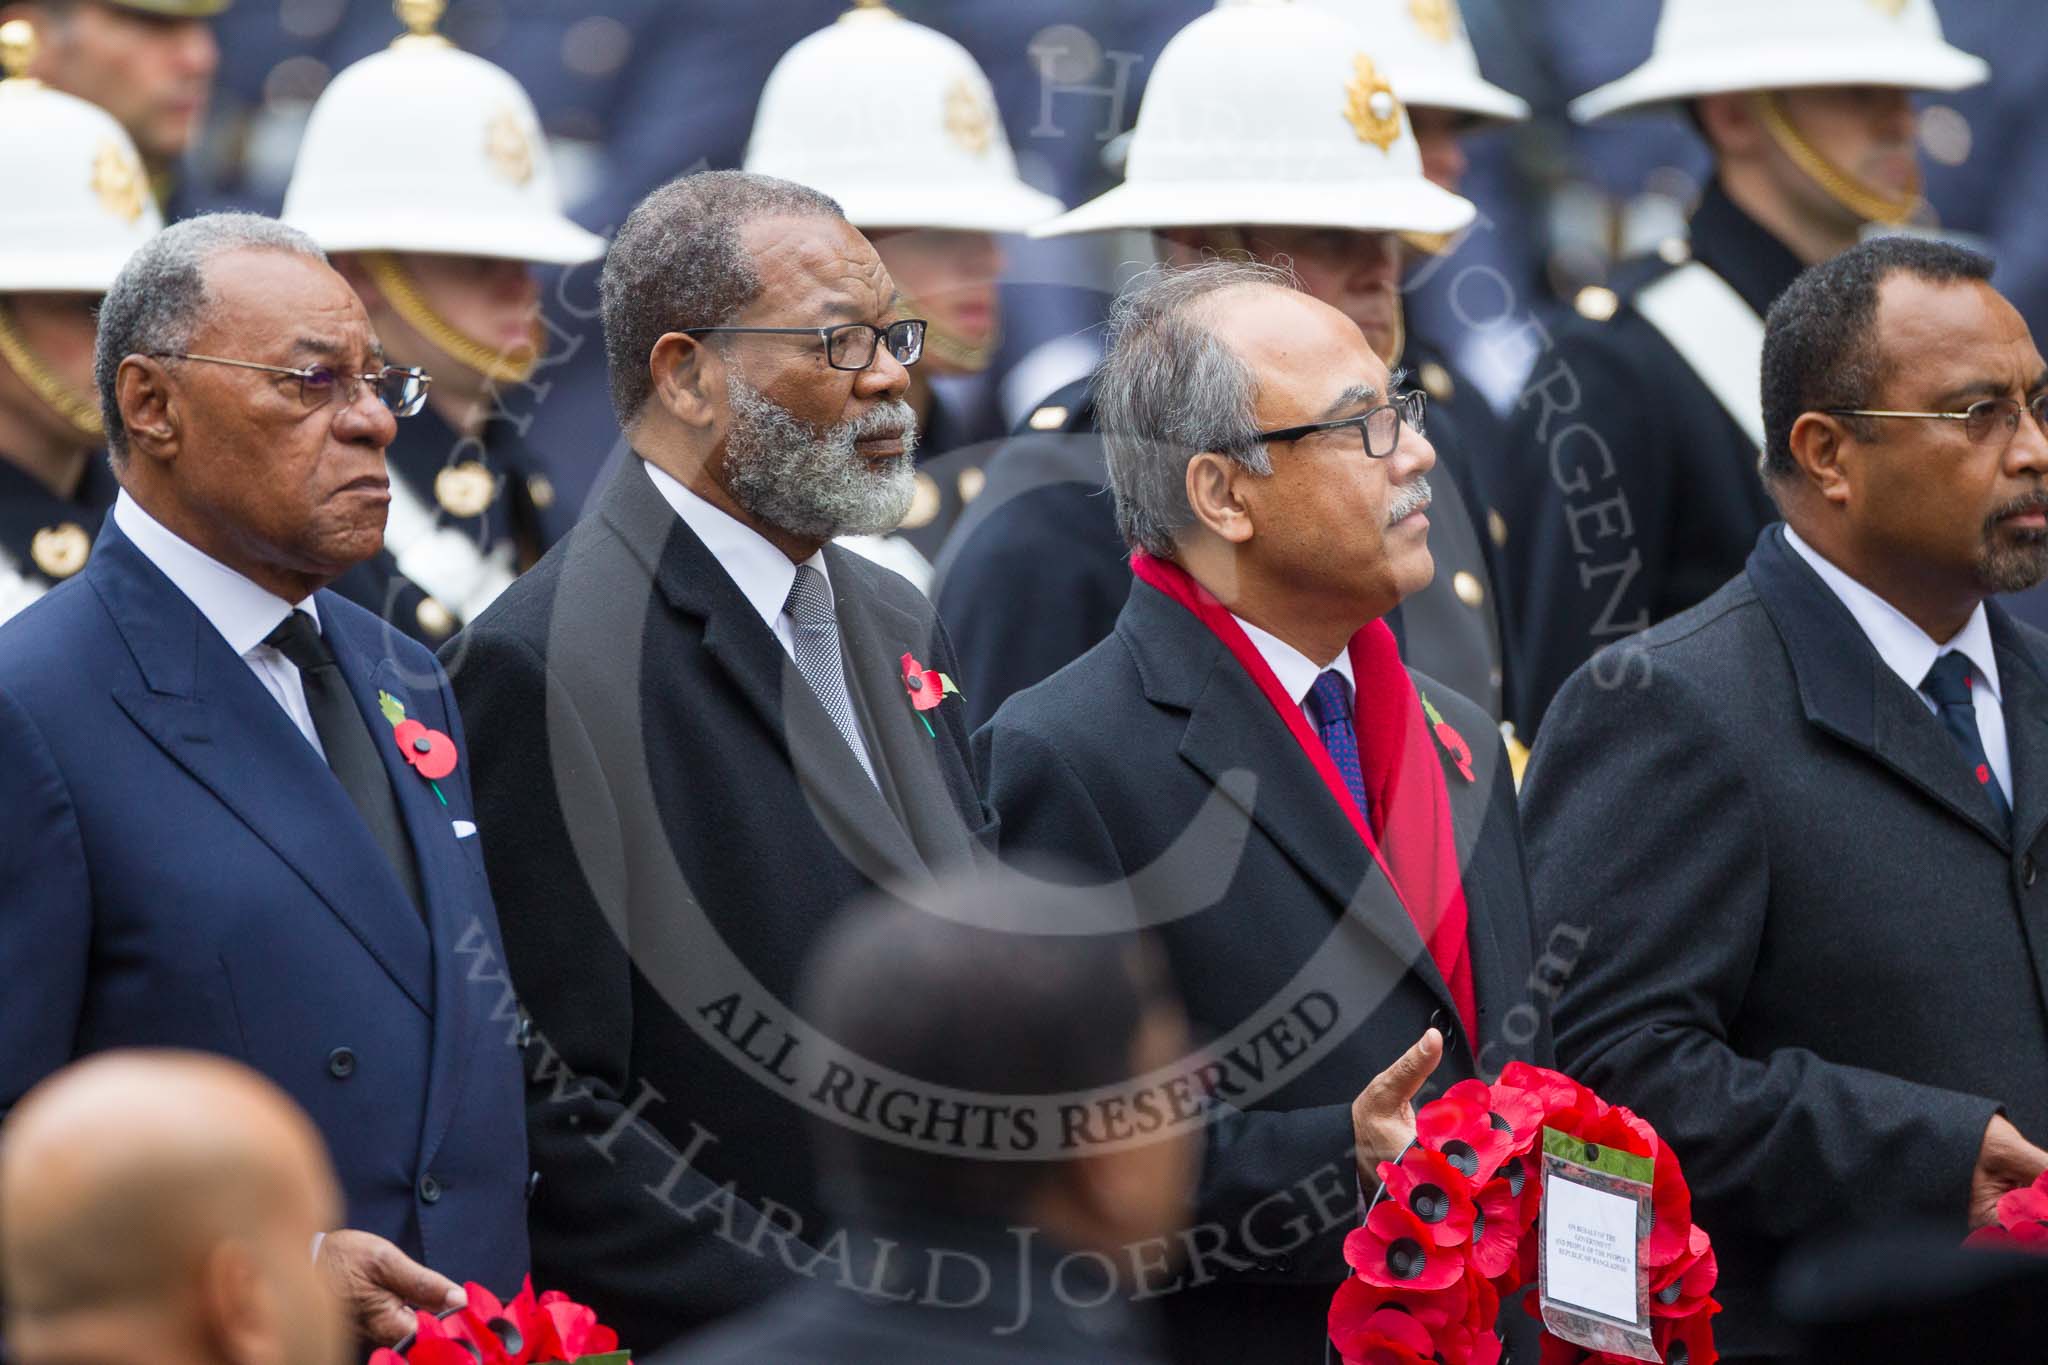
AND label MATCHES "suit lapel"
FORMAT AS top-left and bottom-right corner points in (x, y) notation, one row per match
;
(332, 614), (483, 1168)
(595, 461), (929, 885)
(1986, 608), (2048, 1024)
(1120, 587), (1464, 1025)
(828, 549), (978, 873)
(1995, 608), (2048, 856)
(1750, 525), (2009, 851)
(93, 528), (433, 1013)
